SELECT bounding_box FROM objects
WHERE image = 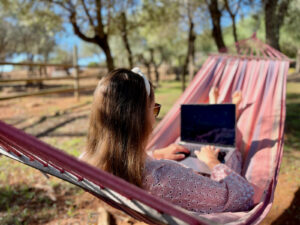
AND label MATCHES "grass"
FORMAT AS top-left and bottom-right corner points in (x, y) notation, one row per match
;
(155, 80), (182, 118)
(0, 185), (55, 224)
(42, 137), (84, 157)
(277, 82), (300, 182)
(285, 83), (300, 153)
